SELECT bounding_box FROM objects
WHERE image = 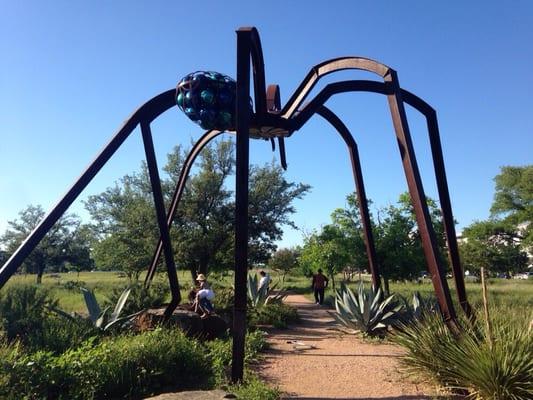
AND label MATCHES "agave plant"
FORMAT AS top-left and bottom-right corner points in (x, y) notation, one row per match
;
(52, 287), (138, 331)
(333, 281), (404, 336)
(247, 274), (286, 308)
